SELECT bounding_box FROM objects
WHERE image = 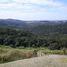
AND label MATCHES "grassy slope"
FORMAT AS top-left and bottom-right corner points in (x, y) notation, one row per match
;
(0, 45), (67, 63)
